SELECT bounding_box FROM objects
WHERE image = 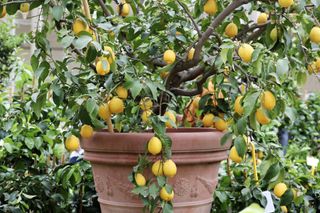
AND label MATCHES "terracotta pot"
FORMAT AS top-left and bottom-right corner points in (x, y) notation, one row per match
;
(81, 128), (231, 213)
